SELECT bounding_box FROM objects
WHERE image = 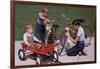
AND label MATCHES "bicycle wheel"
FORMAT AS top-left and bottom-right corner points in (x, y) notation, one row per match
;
(58, 31), (67, 56)
(84, 26), (92, 47)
